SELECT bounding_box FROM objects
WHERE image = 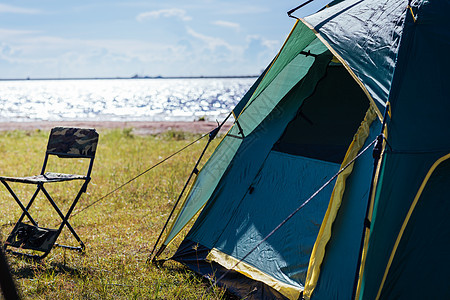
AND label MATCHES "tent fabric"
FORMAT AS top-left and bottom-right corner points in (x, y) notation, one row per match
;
(162, 132), (243, 246)
(246, 20), (317, 107)
(162, 59), (273, 248)
(360, 152), (450, 300)
(171, 53), (376, 299)
(206, 248), (302, 300)
(161, 26), (330, 249)
(205, 151), (339, 295)
(172, 240), (289, 299)
(158, 1), (450, 299)
(175, 52), (335, 299)
(232, 60), (272, 118)
(374, 154), (450, 300)
(357, 1), (450, 299)
(309, 116), (382, 300)
(302, 0), (407, 112)
(237, 38), (328, 136)
(303, 105), (378, 299)
(272, 64), (370, 163)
